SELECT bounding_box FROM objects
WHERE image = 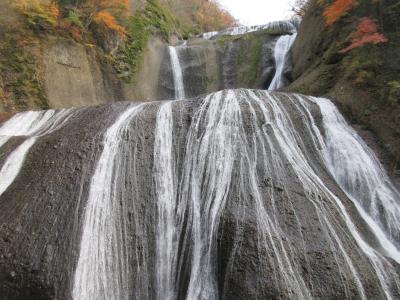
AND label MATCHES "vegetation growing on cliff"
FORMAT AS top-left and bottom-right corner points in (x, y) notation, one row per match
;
(112, 0), (177, 82)
(14, 0), (129, 42)
(0, 35), (48, 111)
(290, 0), (400, 170)
(4, 0), (238, 101)
(161, 0), (237, 34)
(292, 0), (397, 100)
